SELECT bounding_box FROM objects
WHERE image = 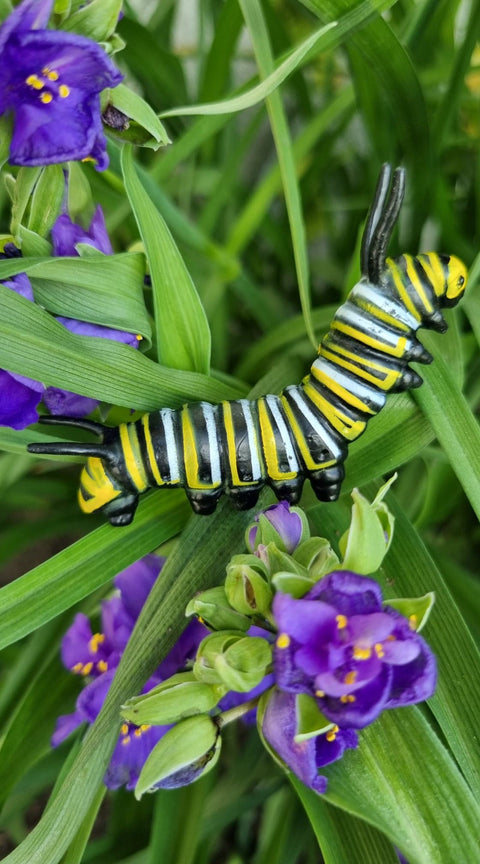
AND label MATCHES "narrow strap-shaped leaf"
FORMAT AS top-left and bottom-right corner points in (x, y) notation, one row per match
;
(0, 252), (150, 340)
(320, 708), (480, 863)
(121, 145), (211, 373)
(238, 0), (315, 348)
(0, 286), (245, 410)
(1, 497), (261, 864)
(291, 778), (399, 864)
(414, 331), (480, 521)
